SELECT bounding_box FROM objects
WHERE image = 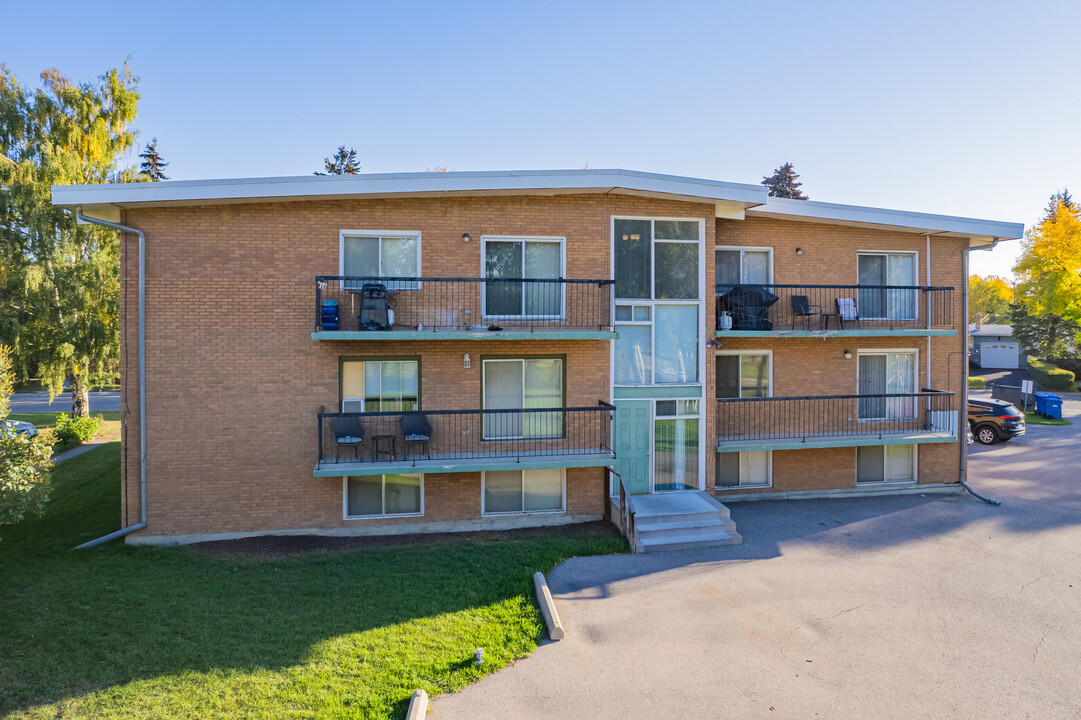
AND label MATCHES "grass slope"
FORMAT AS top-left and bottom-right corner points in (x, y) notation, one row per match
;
(1024, 410), (1072, 426)
(0, 442), (624, 719)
